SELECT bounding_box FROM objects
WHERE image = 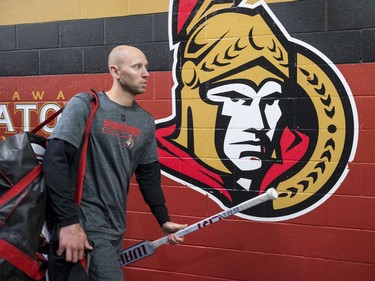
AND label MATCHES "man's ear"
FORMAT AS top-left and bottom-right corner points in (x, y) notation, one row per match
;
(109, 65), (120, 79)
